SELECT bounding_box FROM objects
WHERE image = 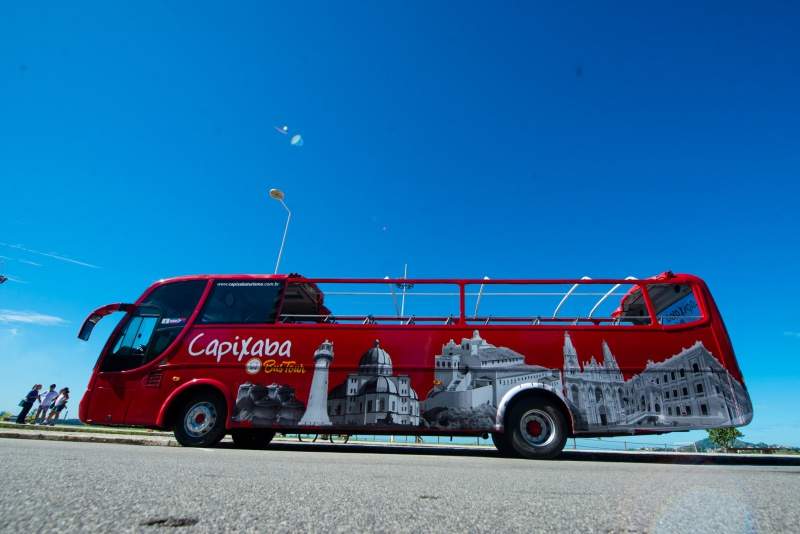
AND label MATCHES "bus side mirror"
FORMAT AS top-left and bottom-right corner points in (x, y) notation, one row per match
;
(77, 303), (135, 341)
(78, 314), (101, 341)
